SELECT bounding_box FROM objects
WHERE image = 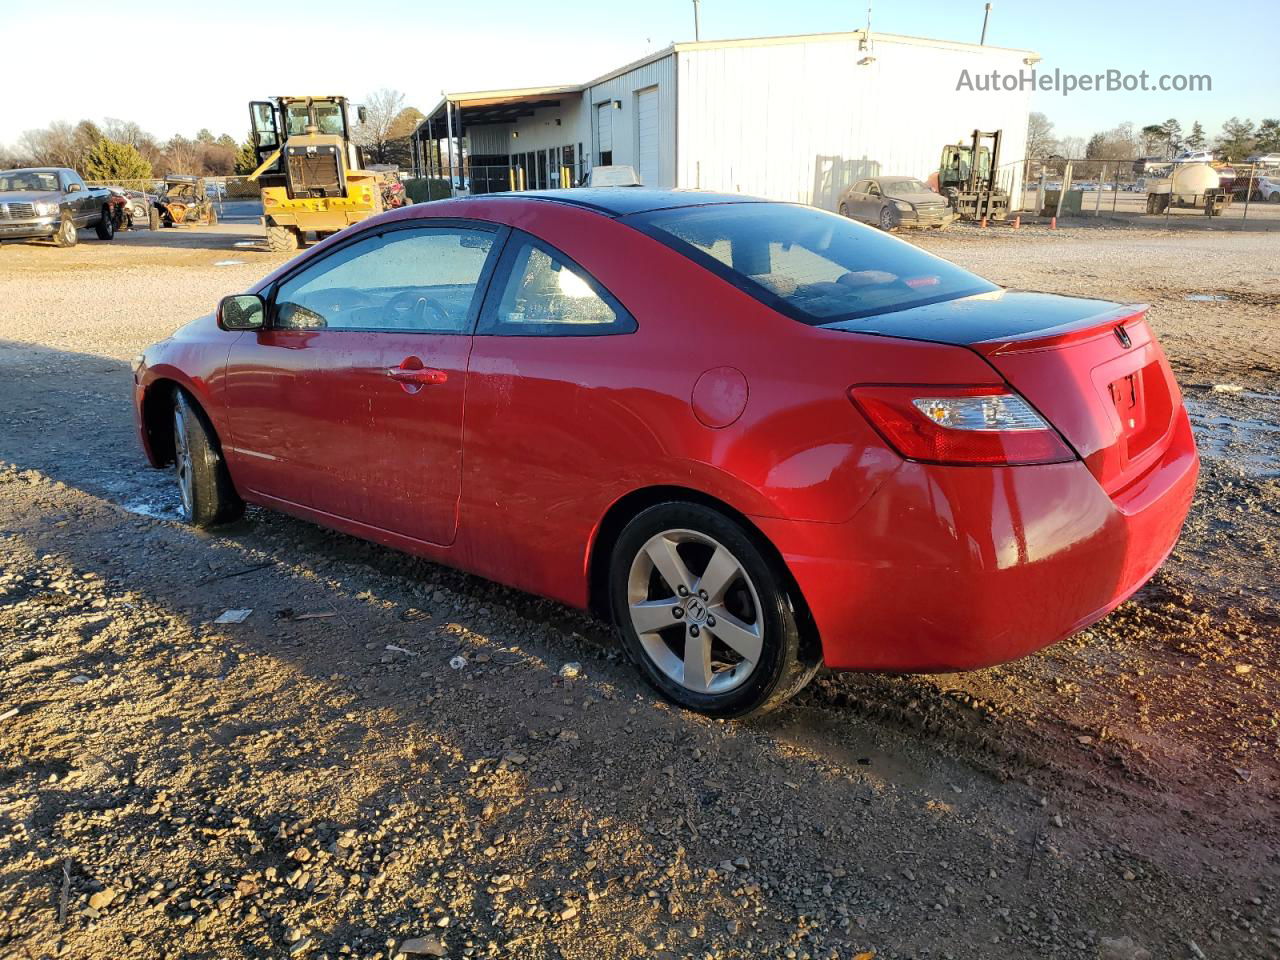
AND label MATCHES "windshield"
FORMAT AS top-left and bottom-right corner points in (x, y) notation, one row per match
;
(284, 100), (346, 137)
(0, 171), (59, 192)
(629, 202), (998, 325)
(882, 179), (930, 194)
